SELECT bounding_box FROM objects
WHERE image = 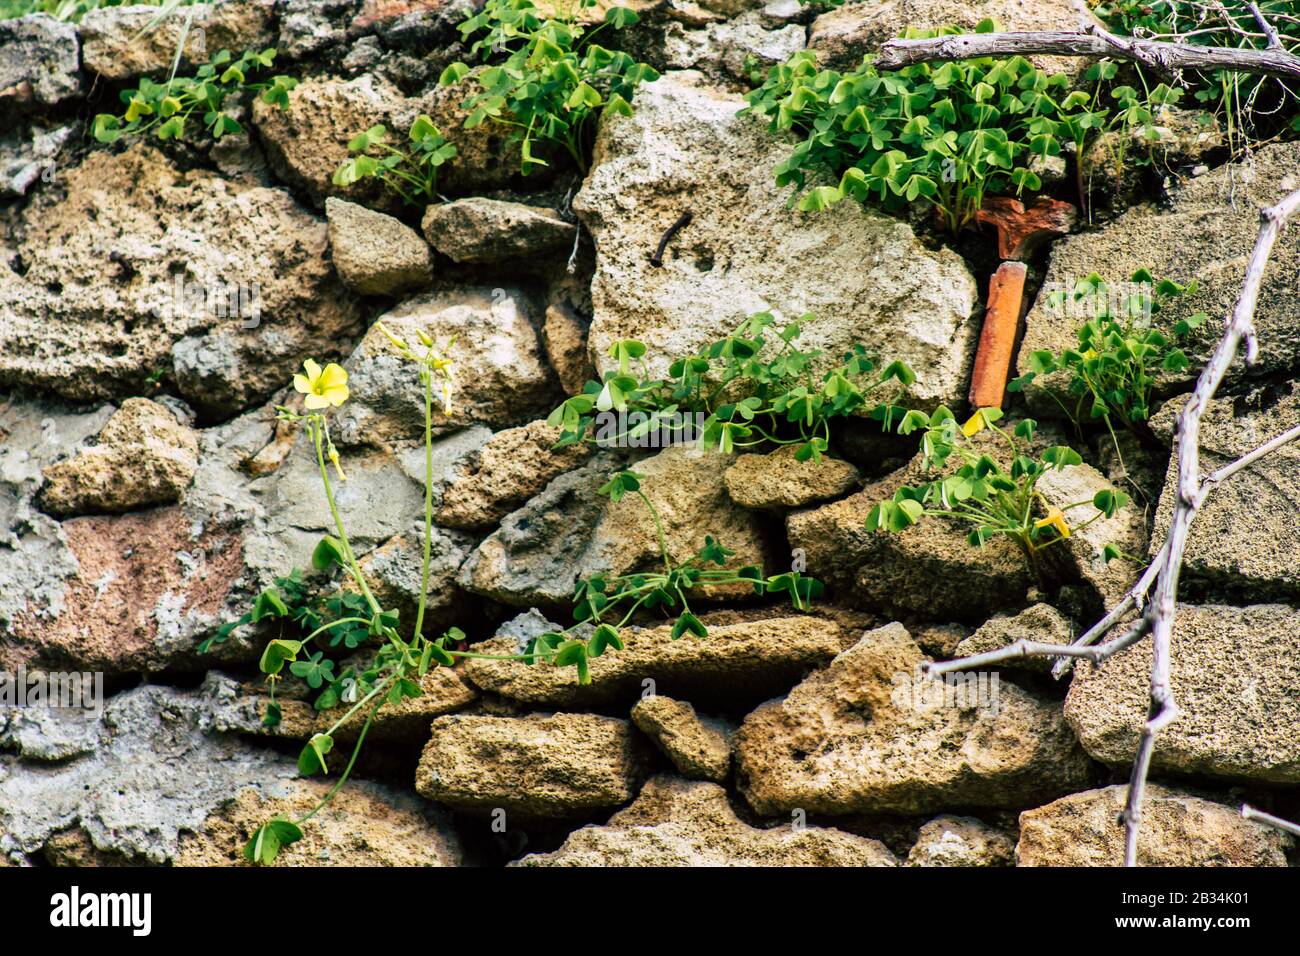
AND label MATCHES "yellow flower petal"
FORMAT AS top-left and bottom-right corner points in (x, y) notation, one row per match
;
(293, 374), (311, 395)
(303, 392), (330, 410)
(302, 358), (322, 382)
(961, 411), (986, 437)
(318, 363), (348, 390)
(1034, 507), (1071, 539)
(323, 384), (350, 407)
